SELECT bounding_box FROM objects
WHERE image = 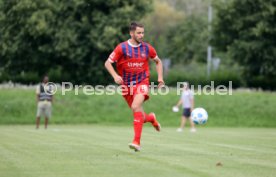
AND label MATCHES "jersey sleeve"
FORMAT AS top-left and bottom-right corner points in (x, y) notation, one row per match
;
(148, 44), (158, 59)
(108, 44), (123, 63)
